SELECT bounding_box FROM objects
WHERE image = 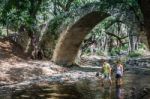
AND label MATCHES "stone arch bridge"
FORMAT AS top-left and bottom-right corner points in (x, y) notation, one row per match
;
(52, 3), (110, 66)
(41, 2), (146, 66)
